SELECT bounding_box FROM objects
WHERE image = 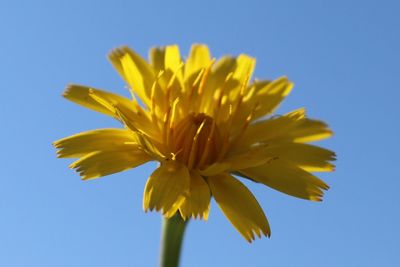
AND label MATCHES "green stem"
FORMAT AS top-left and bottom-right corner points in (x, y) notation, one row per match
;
(159, 214), (188, 267)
